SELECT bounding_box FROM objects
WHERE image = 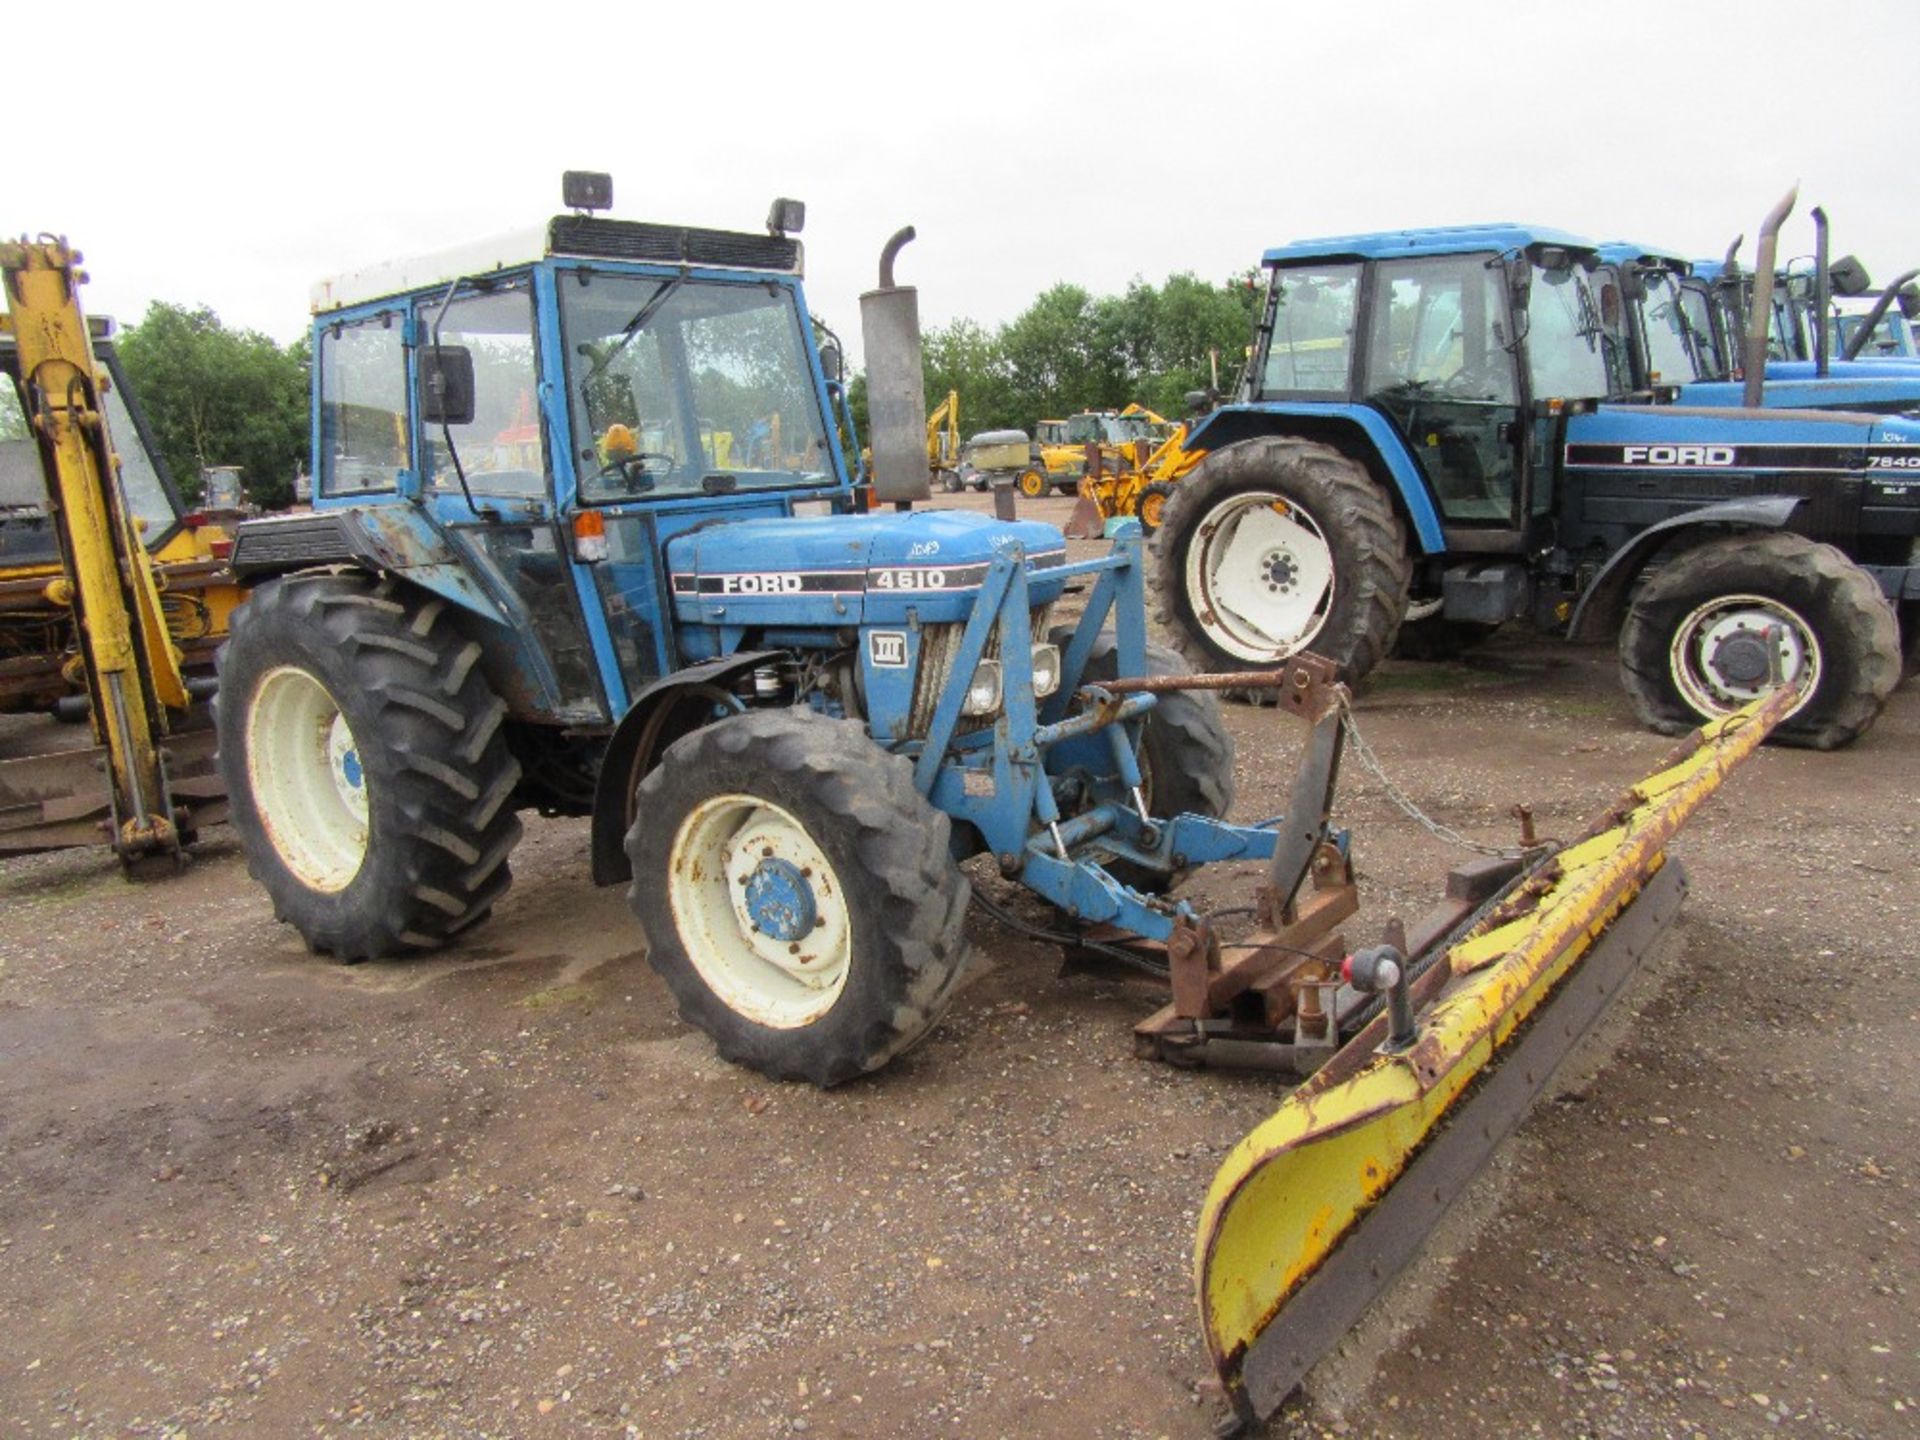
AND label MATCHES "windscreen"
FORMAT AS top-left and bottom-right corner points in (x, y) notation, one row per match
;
(1526, 264), (1613, 400)
(561, 275), (833, 502)
(1639, 272), (1703, 384)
